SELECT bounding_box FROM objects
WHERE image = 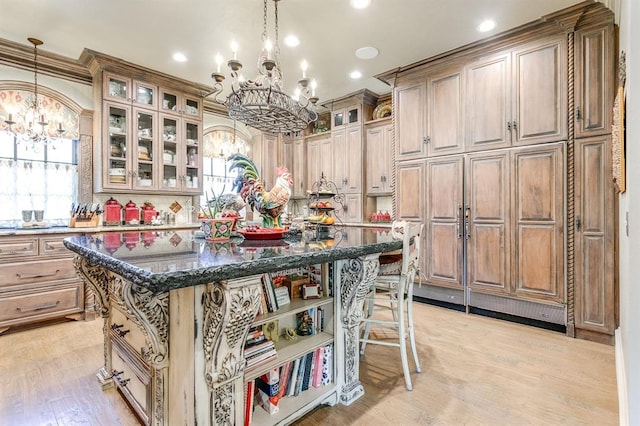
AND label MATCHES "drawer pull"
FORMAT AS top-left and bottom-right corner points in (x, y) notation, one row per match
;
(16, 269), (61, 279)
(111, 323), (131, 337)
(2, 247), (29, 255)
(16, 301), (60, 312)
